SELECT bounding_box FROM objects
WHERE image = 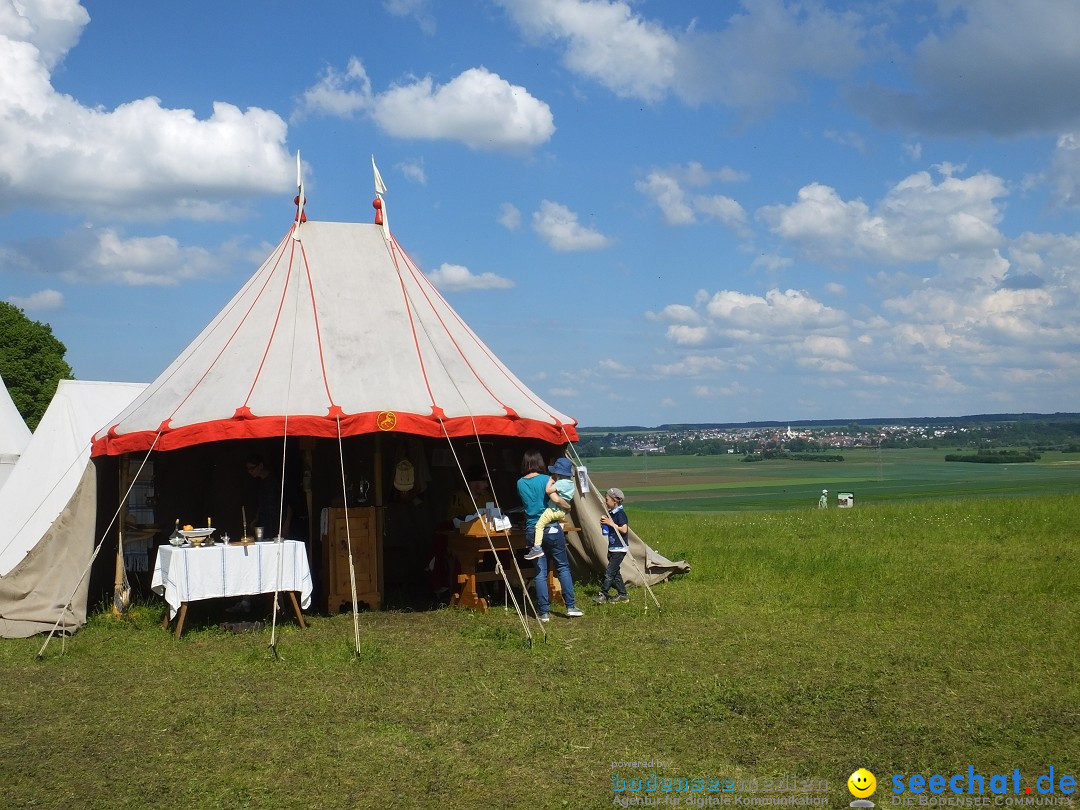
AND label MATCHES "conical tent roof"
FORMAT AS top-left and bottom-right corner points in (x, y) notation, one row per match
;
(92, 218), (577, 456)
(0, 372), (31, 490)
